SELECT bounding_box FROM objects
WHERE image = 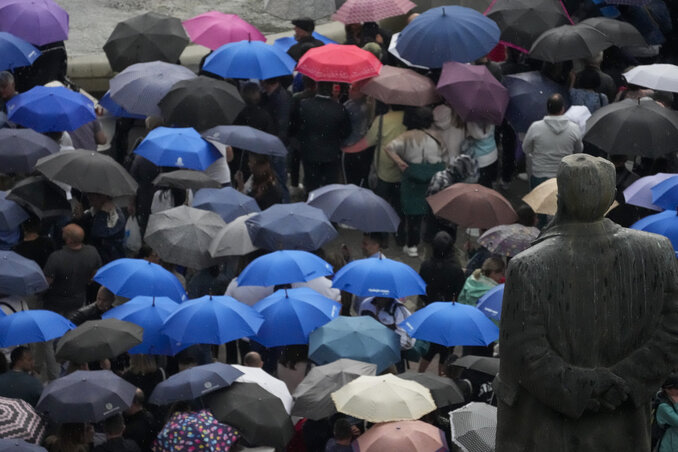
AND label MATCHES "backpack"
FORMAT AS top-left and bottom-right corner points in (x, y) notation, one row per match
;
(651, 391), (676, 451)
